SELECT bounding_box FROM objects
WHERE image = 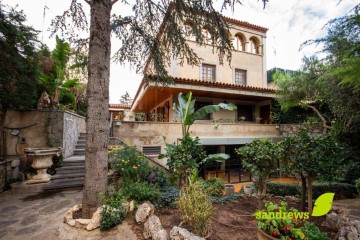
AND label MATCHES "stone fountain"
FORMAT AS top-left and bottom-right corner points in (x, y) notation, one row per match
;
(24, 147), (62, 184)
